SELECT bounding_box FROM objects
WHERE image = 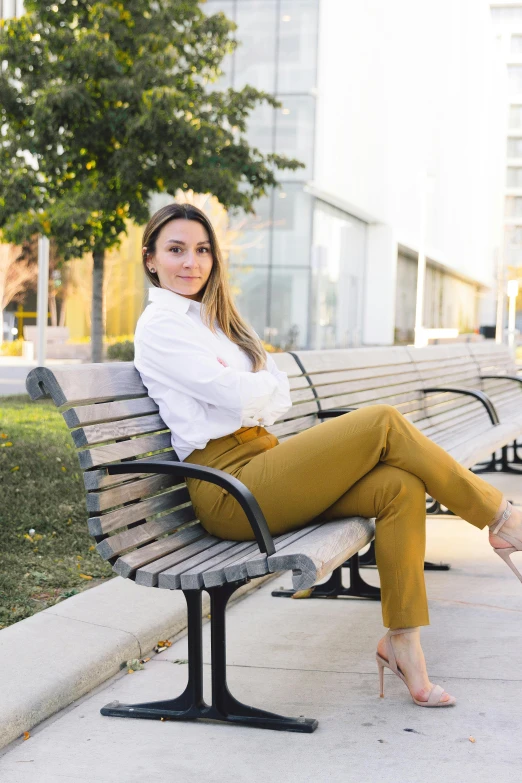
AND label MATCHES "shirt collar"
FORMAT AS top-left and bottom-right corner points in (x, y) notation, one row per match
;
(148, 286), (202, 314)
